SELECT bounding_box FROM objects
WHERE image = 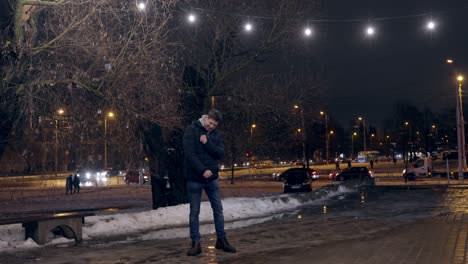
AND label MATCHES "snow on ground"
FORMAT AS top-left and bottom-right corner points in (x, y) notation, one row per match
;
(0, 184), (355, 252)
